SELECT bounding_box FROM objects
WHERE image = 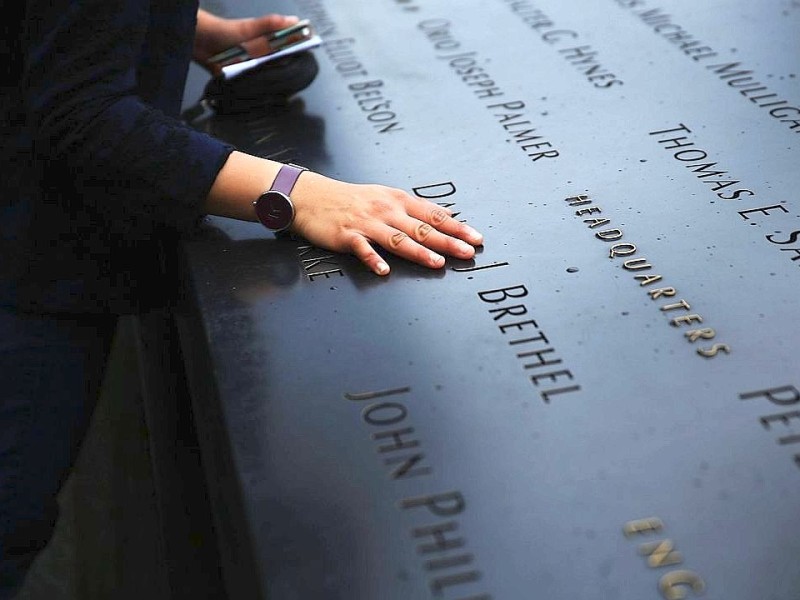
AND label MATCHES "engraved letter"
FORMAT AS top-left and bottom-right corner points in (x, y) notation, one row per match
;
(780, 248), (800, 261)
(540, 385), (581, 403)
(413, 521), (466, 554)
(565, 194), (591, 206)
(429, 571), (482, 596)
(636, 274), (664, 286)
(478, 285), (528, 303)
(584, 218), (611, 228)
(499, 320), (538, 334)
(373, 427), (420, 452)
(740, 385), (800, 406)
(362, 402), (407, 426)
(674, 149), (708, 162)
(649, 124), (692, 137)
(486, 100), (525, 110)
(520, 348), (562, 369)
(760, 411), (800, 432)
(659, 570), (705, 600)
(576, 206), (602, 216)
(385, 453), (432, 480)
(648, 287), (676, 300)
(623, 517), (664, 537)
(414, 181), (456, 199)
(738, 204), (789, 220)
(766, 230), (800, 246)
(596, 229), (624, 241)
(684, 328), (715, 343)
(530, 370), (574, 386)
(400, 491), (466, 516)
(639, 539), (683, 567)
(609, 243), (637, 258)
(489, 304), (528, 321)
(661, 300), (691, 312)
(345, 387), (411, 401)
(425, 553), (474, 571)
(672, 314), (703, 327)
(697, 343), (731, 358)
(623, 258), (652, 271)
(542, 29), (579, 43)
